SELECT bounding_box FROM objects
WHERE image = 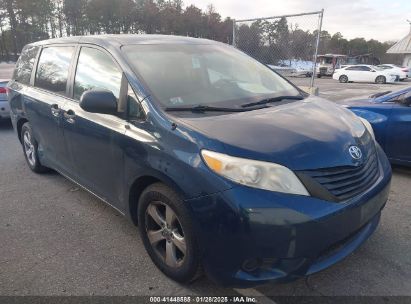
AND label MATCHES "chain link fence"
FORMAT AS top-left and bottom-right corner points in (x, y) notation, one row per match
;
(233, 10), (324, 88)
